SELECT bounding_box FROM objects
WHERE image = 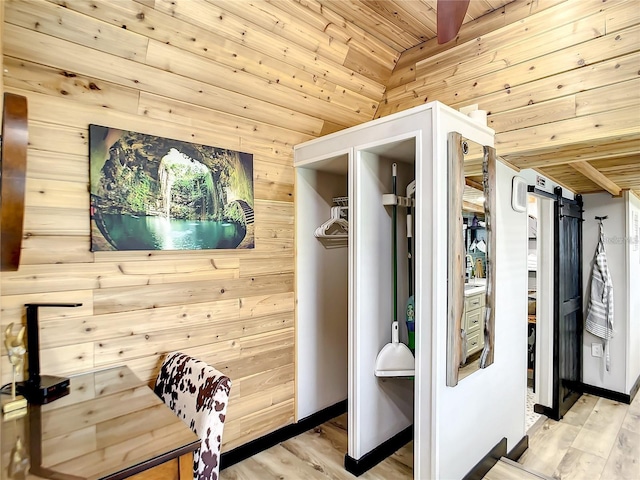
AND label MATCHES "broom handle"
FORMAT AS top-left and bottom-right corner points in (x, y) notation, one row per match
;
(392, 163), (397, 324)
(406, 180), (416, 296)
(407, 220), (413, 295)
